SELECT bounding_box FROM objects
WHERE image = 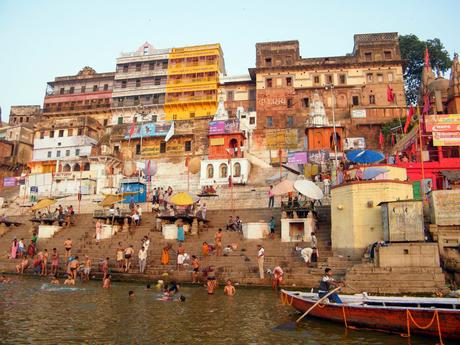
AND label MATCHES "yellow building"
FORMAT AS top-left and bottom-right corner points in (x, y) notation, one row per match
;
(165, 44), (225, 120)
(331, 180), (413, 258)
